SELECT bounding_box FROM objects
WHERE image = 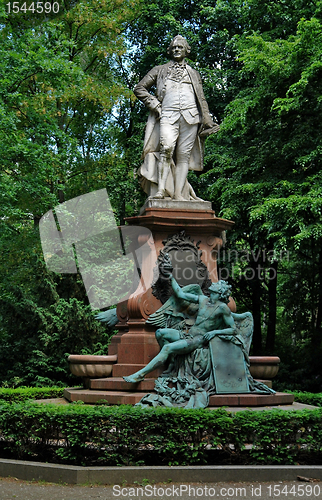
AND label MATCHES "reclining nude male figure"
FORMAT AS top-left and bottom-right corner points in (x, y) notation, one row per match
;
(123, 275), (235, 383)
